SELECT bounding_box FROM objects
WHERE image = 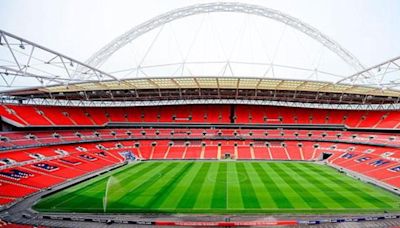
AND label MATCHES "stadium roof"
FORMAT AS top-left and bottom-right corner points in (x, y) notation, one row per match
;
(13, 77), (400, 98)
(3, 76), (399, 106)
